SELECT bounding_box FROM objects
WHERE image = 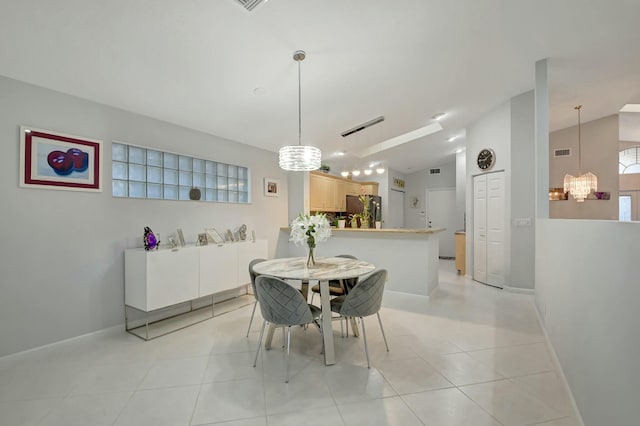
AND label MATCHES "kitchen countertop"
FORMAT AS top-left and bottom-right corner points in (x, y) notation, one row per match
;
(455, 230), (466, 235)
(280, 227), (445, 234)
